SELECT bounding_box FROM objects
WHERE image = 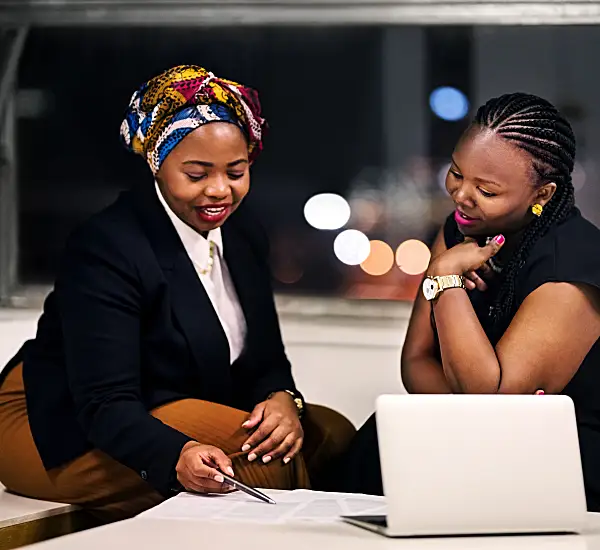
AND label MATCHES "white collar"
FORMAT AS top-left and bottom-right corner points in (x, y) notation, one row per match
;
(155, 182), (223, 266)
